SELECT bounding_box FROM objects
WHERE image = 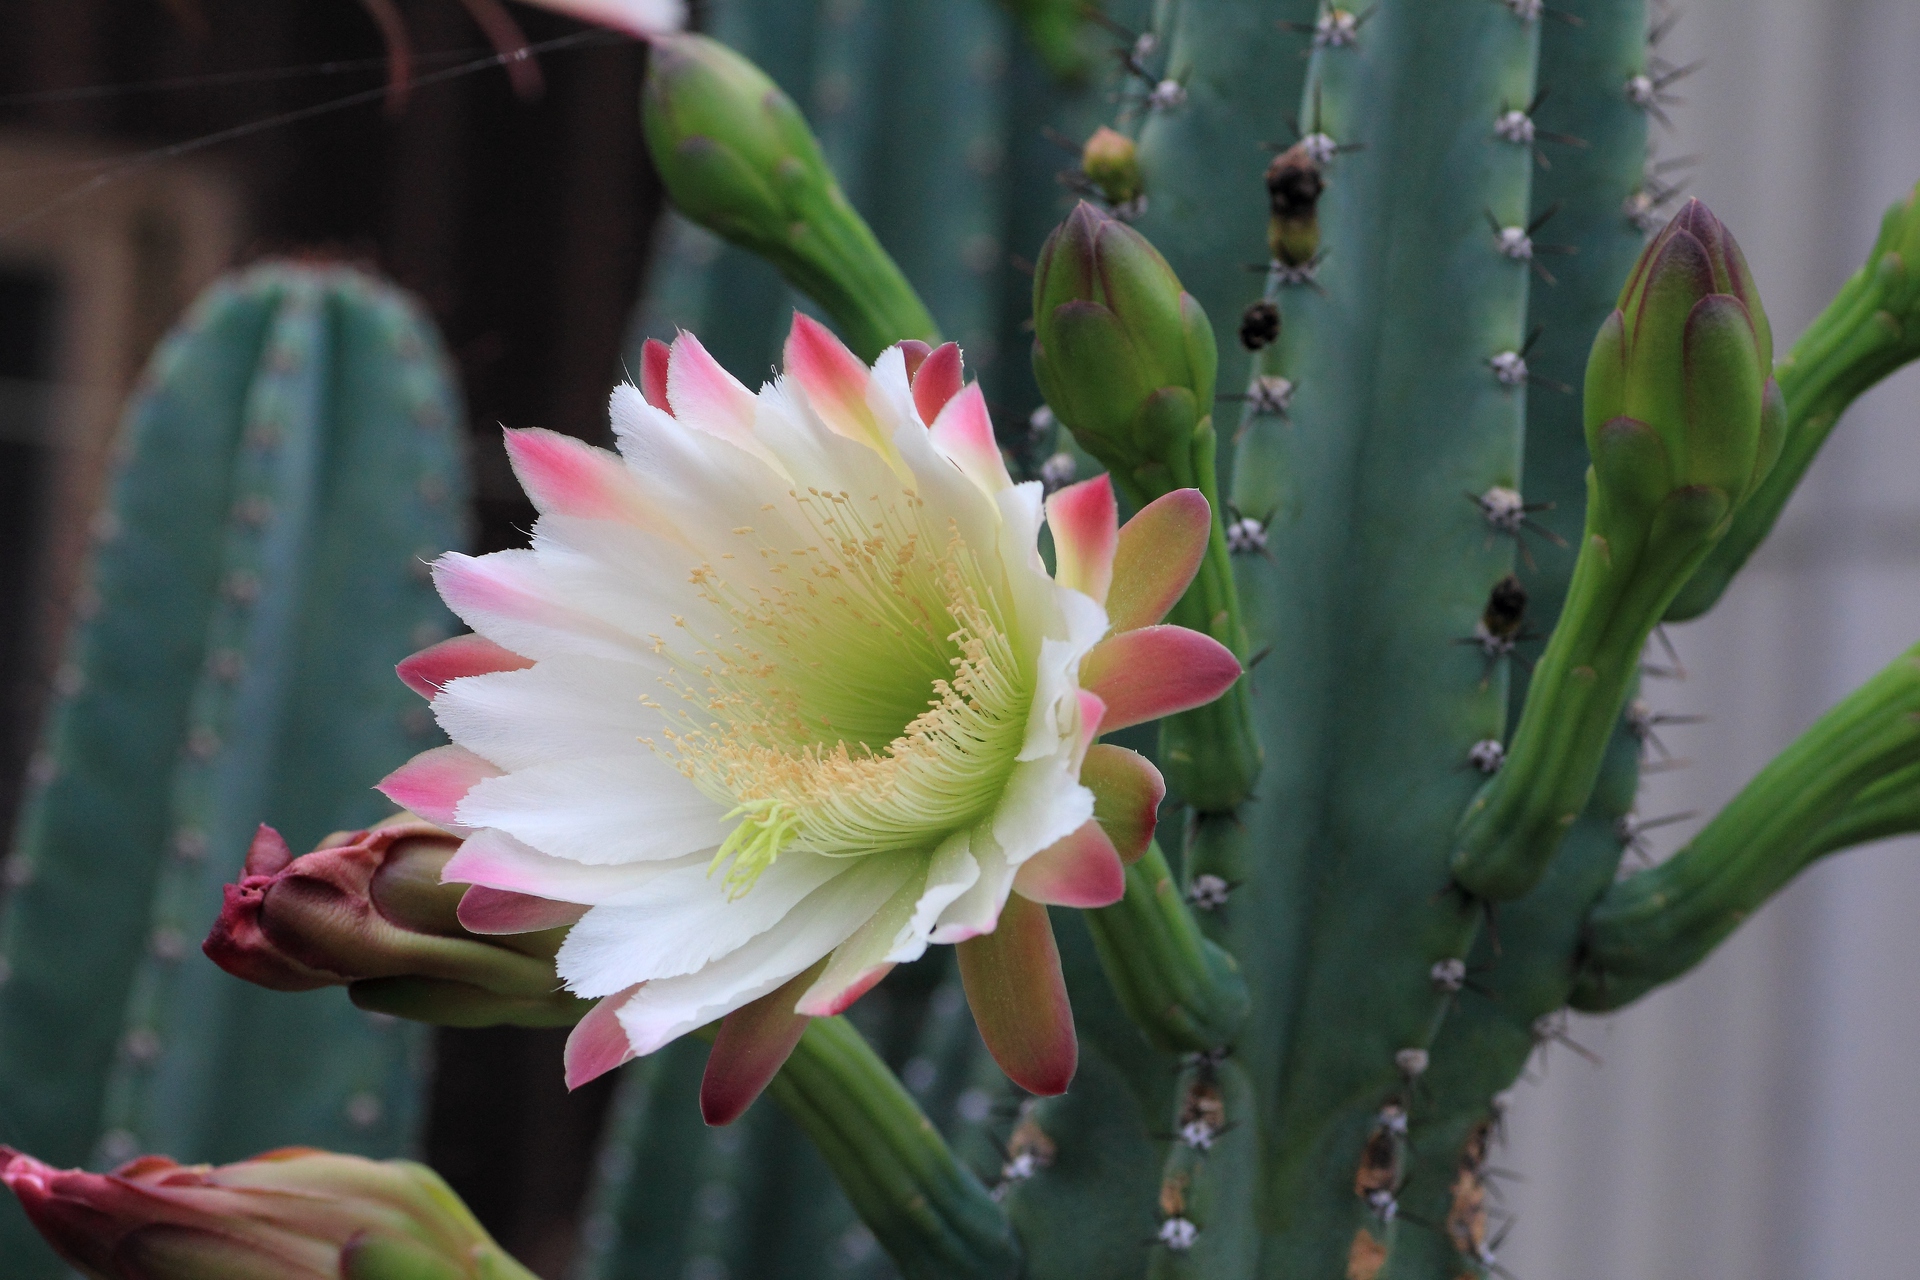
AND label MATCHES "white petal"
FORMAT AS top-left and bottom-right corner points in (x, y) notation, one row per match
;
(888, 829), (981, 963)
(555, 851), (849, 992)
(434, 658), (663, 772)
(929, 823), (1014, 943)
(444, 828), (708, 904)
(455, 756), (727, 865)
(612, 854), (916, 1054)
(993, 754), (1096, 868)
(1018, 588), (1108, 762)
